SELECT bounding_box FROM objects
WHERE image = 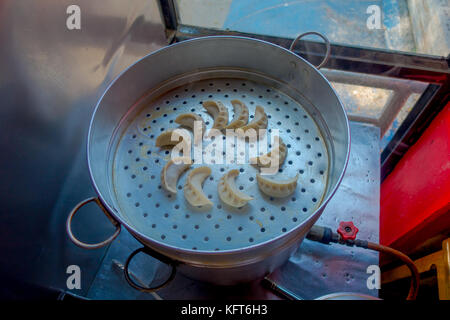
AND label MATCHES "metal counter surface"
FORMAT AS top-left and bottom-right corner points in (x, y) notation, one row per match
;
(86, 121), (380, 299)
